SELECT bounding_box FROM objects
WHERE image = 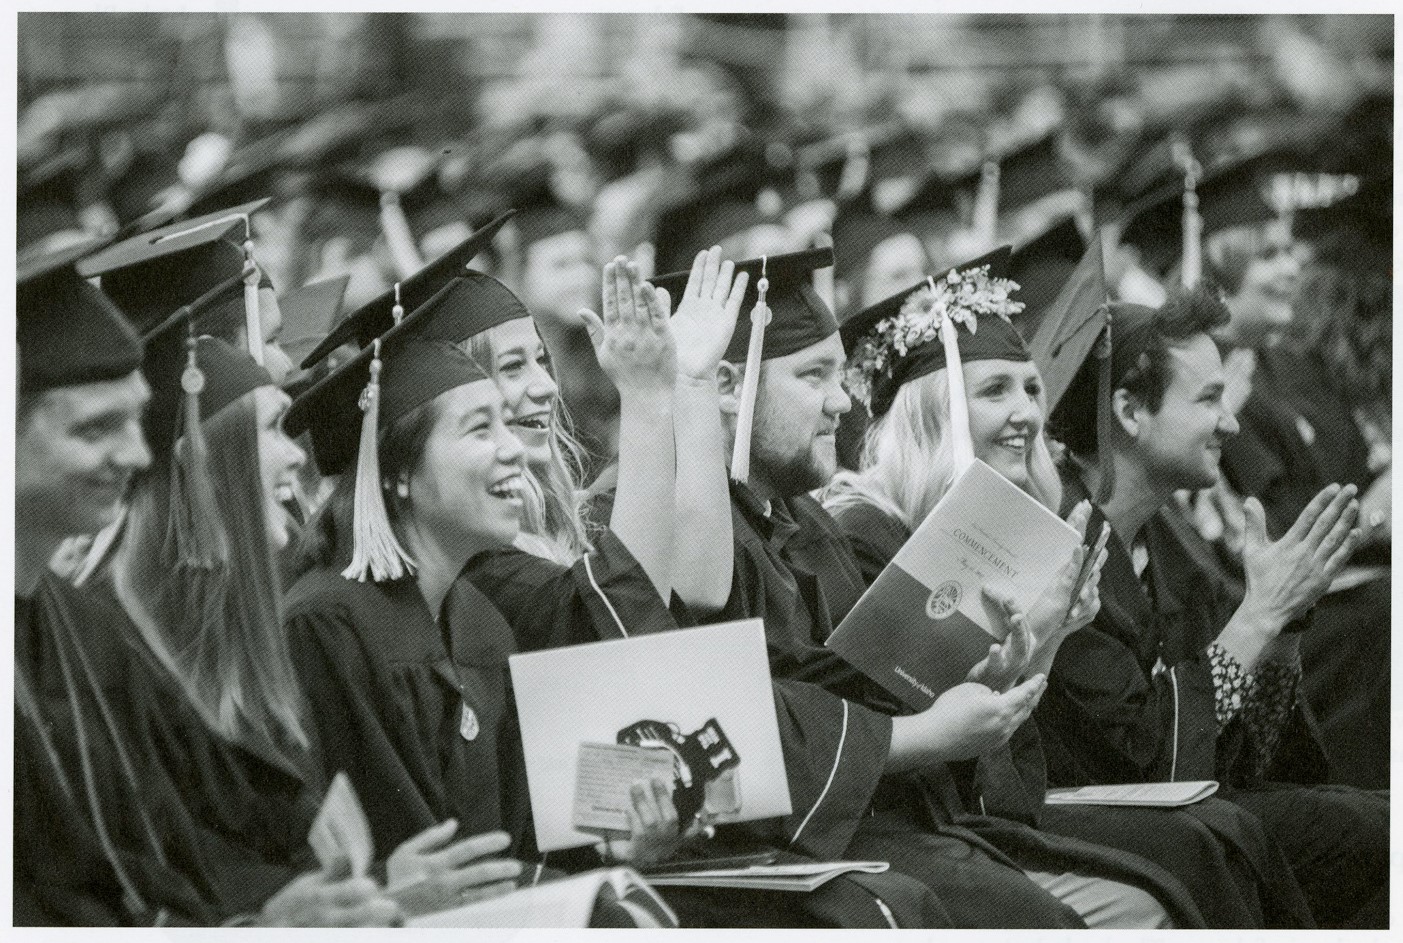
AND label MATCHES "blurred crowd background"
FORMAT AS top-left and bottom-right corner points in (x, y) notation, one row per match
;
(17, 12), (1393, 319)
